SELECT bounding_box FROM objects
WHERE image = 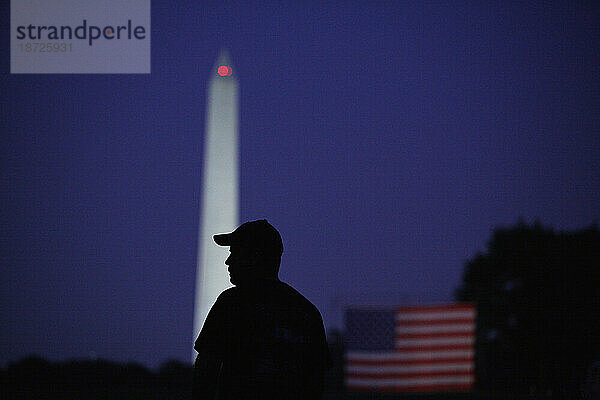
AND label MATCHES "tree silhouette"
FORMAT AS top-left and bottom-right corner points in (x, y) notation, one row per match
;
(1, 356), (193, 399)
(456, 220), (600, 398)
